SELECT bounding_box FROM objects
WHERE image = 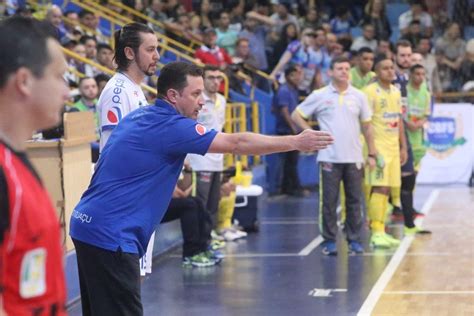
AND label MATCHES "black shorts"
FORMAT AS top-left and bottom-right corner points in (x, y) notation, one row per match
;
(72, 239), (142, 316)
